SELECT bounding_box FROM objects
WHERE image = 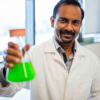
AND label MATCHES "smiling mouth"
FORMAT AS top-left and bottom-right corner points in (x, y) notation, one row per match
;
(61, 34), (73, 38)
